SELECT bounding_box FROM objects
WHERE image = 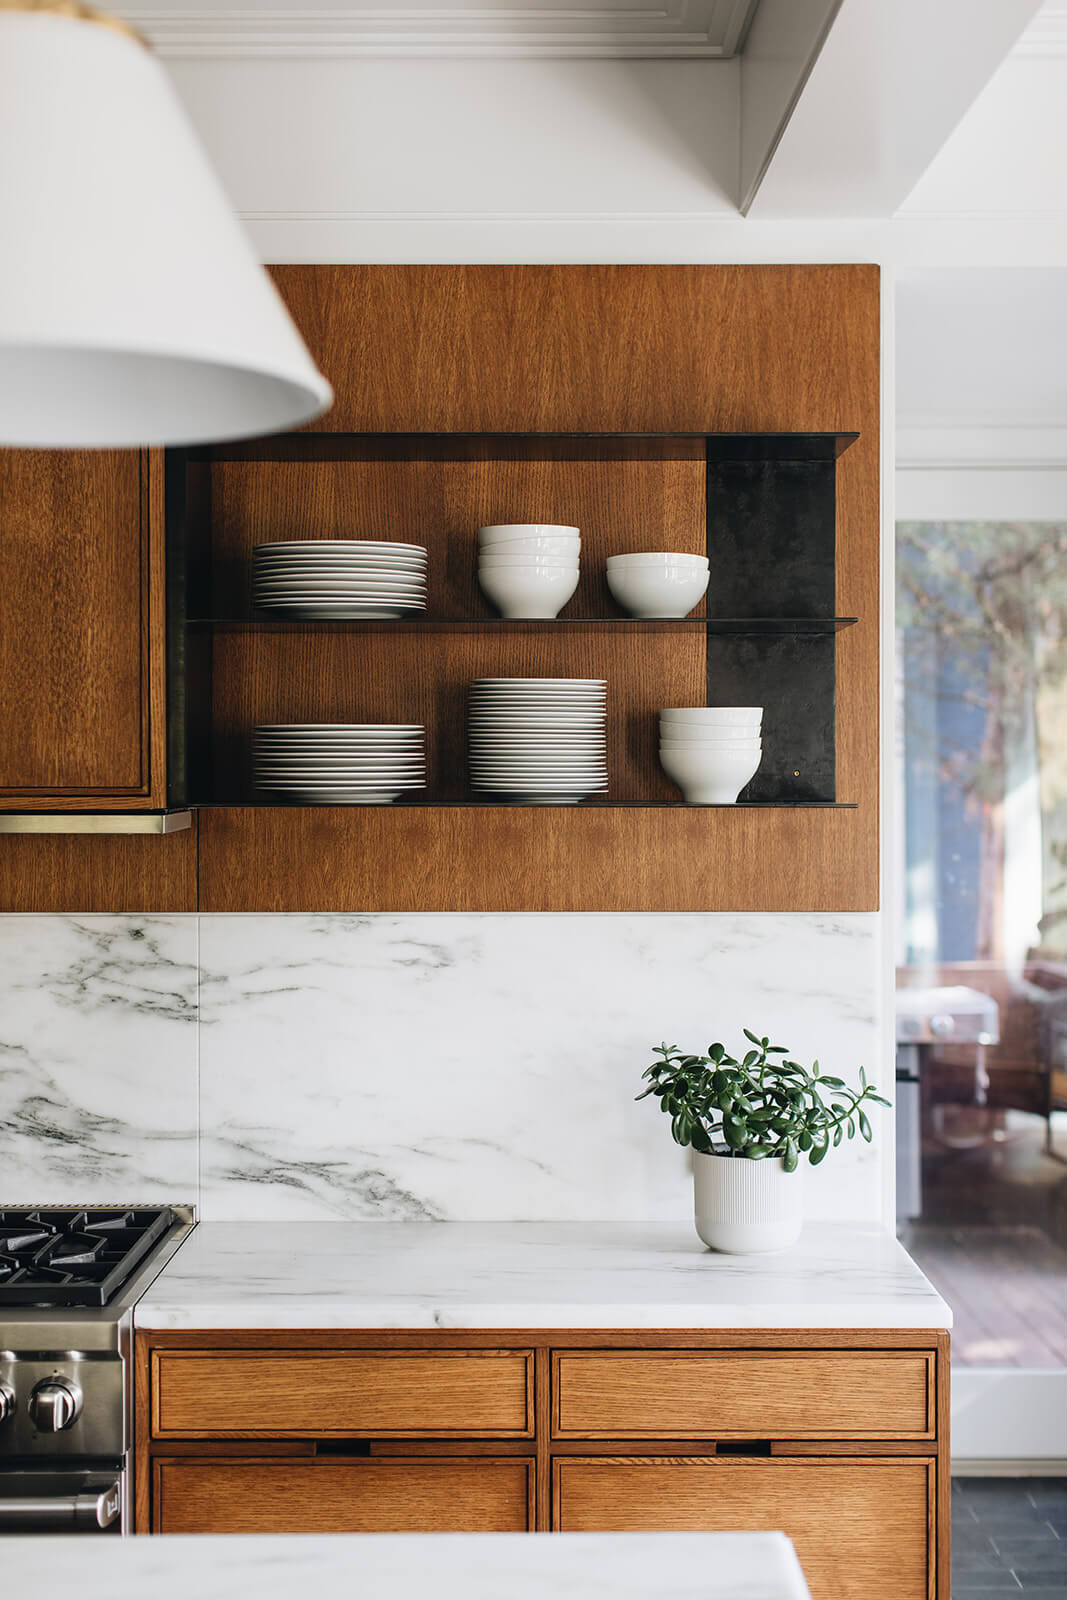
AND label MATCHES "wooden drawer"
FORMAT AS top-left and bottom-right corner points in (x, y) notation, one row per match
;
(553, 1350), (934, 1440)
(554, 1456), (934, 1600)
(154, 1456), (533, 1533)
(152, 1349), (533, 1439)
